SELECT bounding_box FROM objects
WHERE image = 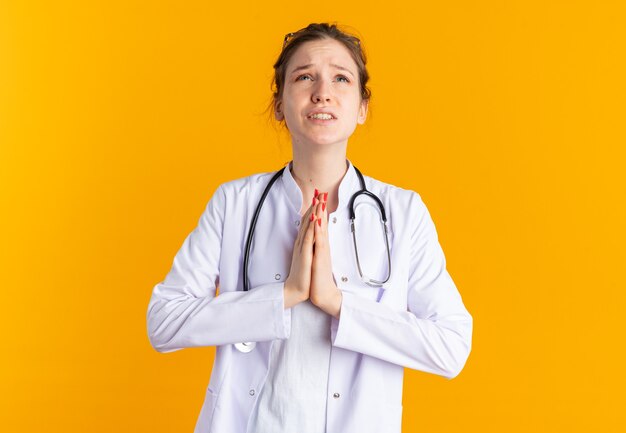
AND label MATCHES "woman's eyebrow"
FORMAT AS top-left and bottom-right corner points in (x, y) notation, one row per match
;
(330, 64), (355, 78)
(289, 64), (313, 76)
(289, 63), (355, 78)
